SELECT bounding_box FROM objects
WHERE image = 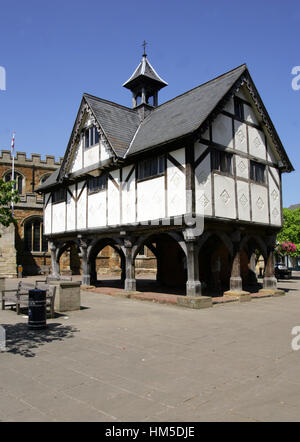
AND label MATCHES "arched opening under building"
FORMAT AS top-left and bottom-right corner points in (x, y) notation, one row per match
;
(240, 236), (266, 292)
(134, 233), (185, 294)
(58, 241), (81, 276)
(89, 239), (124, 288)
(198, 234), (232, 296)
